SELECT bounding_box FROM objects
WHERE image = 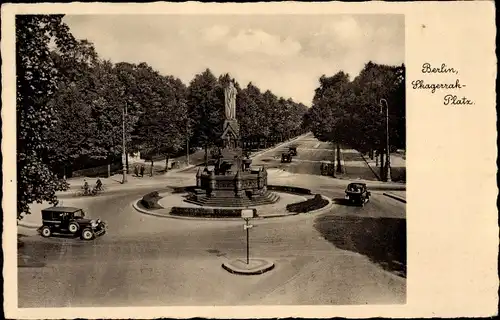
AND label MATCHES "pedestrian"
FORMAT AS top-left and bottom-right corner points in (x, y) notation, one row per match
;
(140, 165), (145, 177)
(95, 178), (103, 191)
(83, 179), (90, 195)
(134, 165), (139, 177)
